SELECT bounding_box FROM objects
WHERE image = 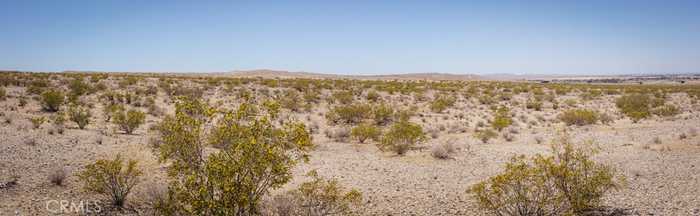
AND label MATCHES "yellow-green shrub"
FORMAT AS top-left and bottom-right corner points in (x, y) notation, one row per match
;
(326, 103), (372, 125)
(558, 109), (599, 126)
(41, 90), (64, 112)
(351, 123), (381, 143)
(152, 99), (313, 215)
(430, 95), (456, 113)
(78, 154), (142, 207)
(378, 120), (426, 155)
(292, 170), (362, 215)
(615, 94), (653, 122)
(68, 105), (91, 129)
(114, 109), (146, 134)
(469, 135), (623, 215)
(652, 104), (680, 117)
